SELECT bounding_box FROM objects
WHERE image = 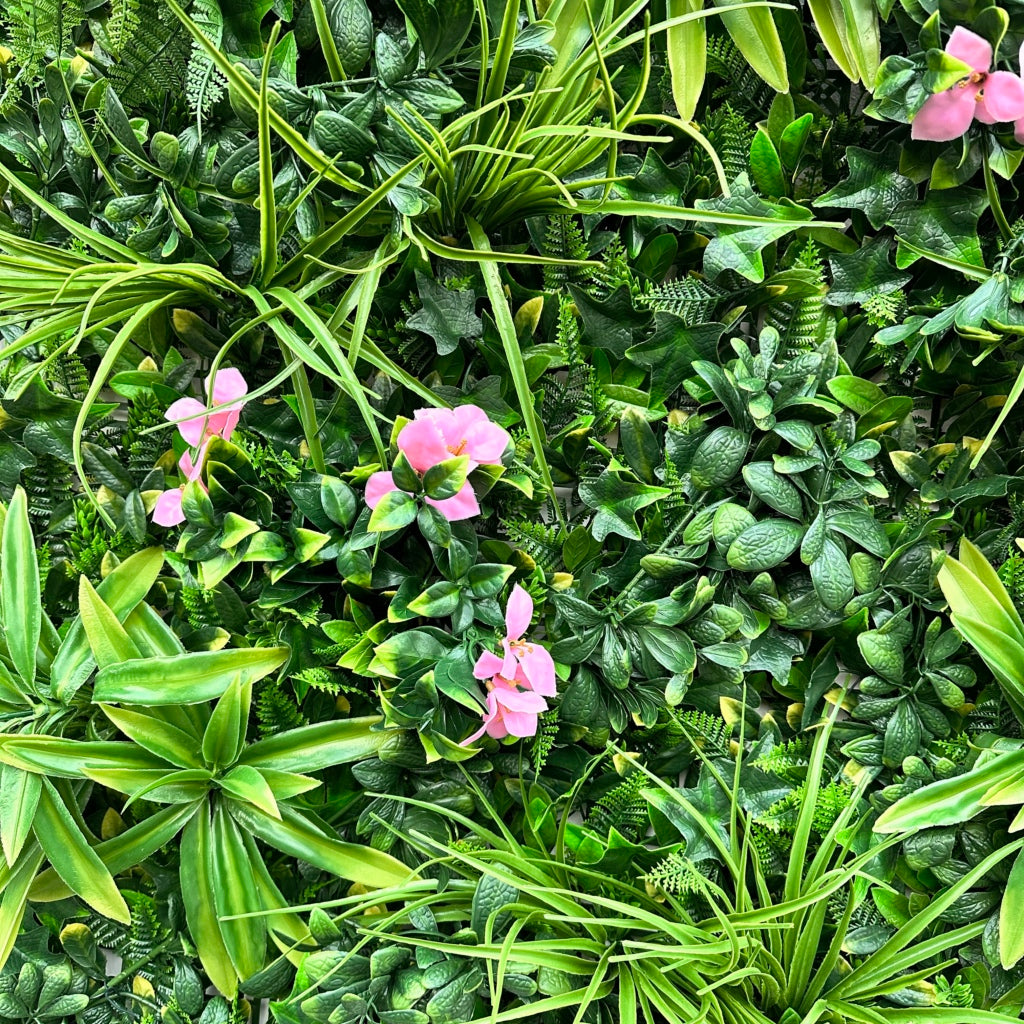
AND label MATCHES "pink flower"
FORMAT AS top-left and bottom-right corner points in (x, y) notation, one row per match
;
(912, 27), (1024, 142)
(1014, 44), (1024, 143)
(363, 405), (509, 523)
(152, 444), (208, 527)
(153, 369), (247, 529)
(473, 585), (556, 697)
(165, 368), (249, 447)
(365, 470), (481, 521)
(461, 675), (549, 744)
(406, 406), (510, 471)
